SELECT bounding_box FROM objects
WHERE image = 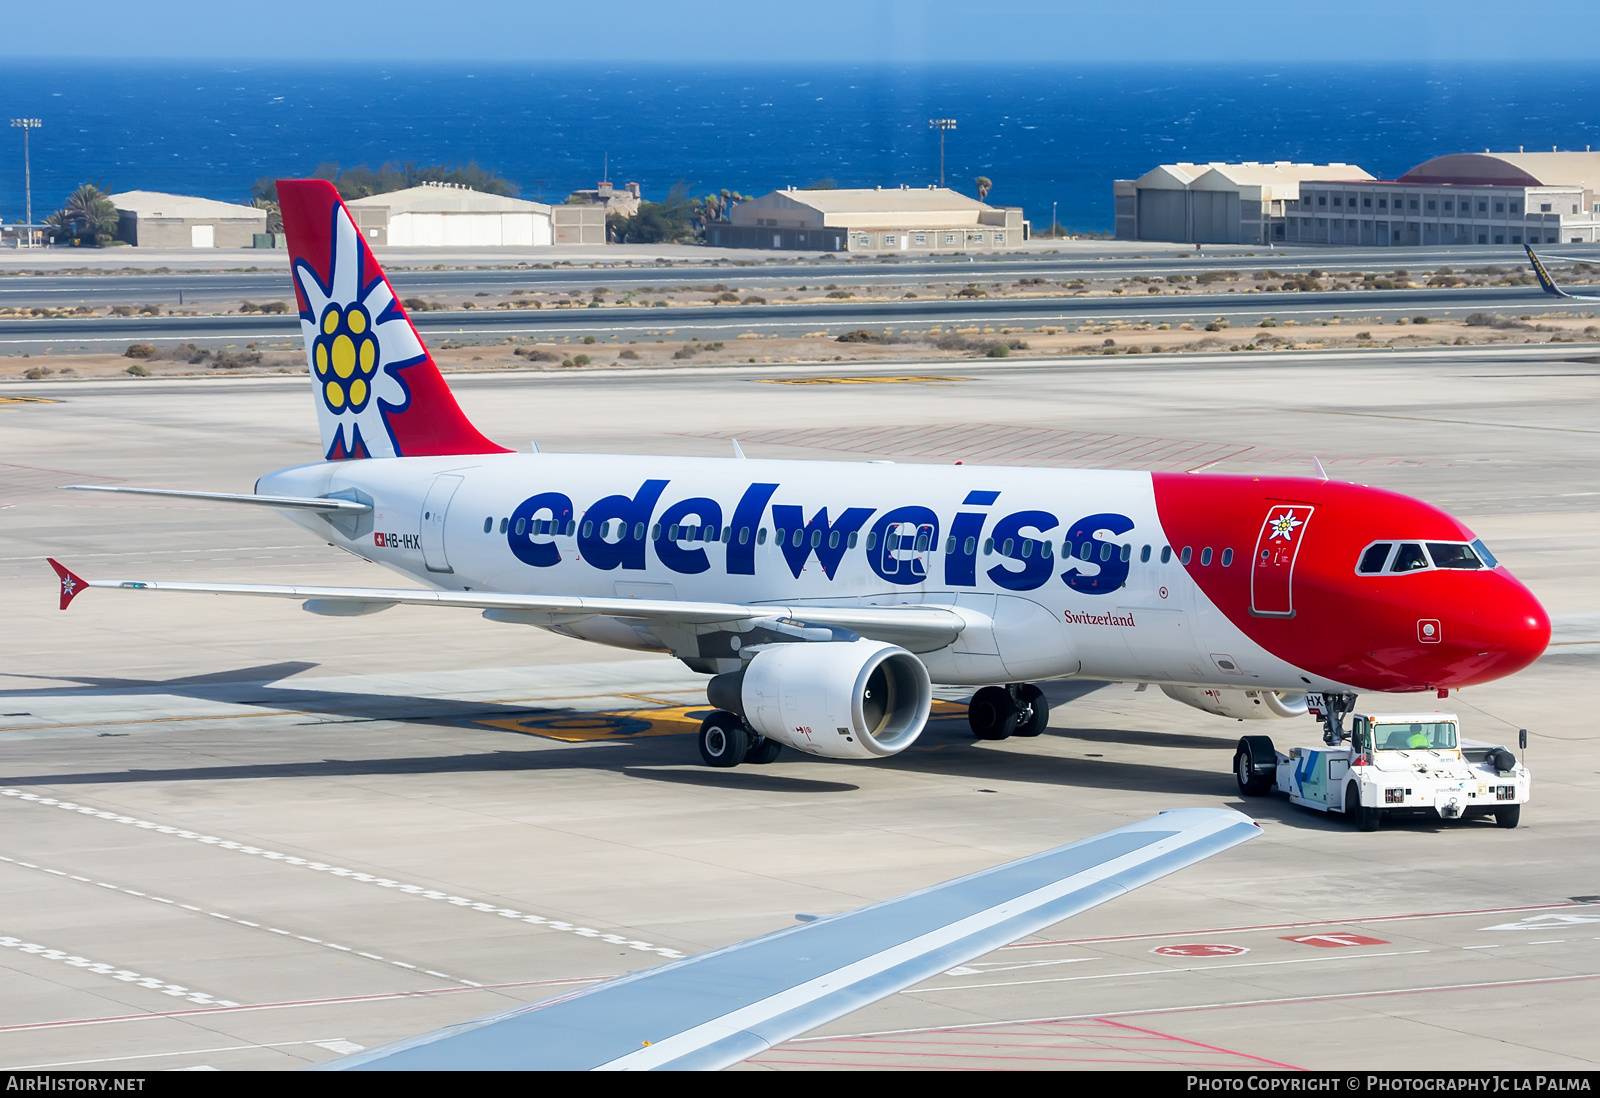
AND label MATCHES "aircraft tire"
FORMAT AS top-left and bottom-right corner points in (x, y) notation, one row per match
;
(744, 736), (783, 765)
(1012, 684), (1049, 737)
(699, 711), (749, 768)
(1495, 804), (1521, 829)
(969, 686), (1019, 740)
(1346, 781), (1381, 831)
